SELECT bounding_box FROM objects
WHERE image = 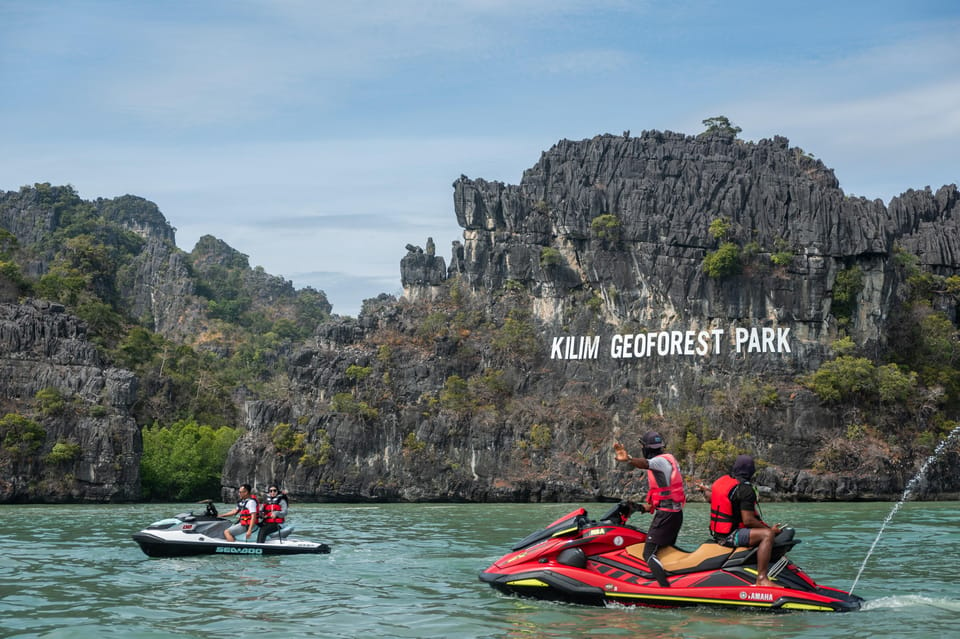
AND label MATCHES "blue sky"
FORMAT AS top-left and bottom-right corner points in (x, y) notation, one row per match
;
(1, 1), (958, 316)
